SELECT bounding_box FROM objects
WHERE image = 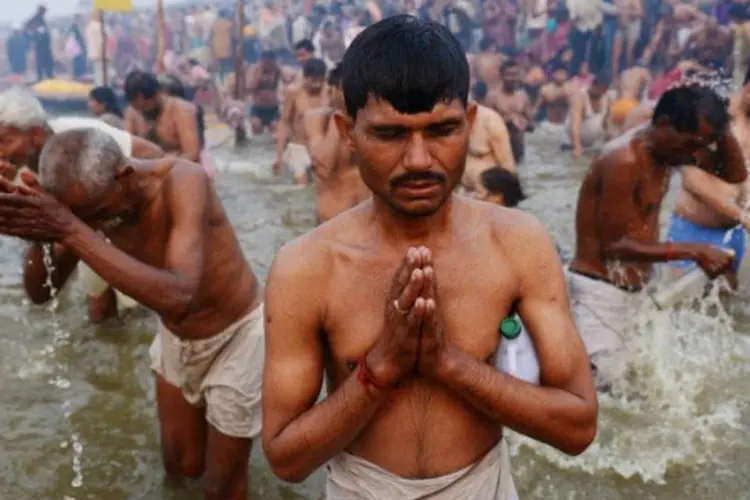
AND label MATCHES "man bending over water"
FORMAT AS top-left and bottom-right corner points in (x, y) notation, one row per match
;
(262, 16), (597, 498)
(0, 86), (163, 321)
(570, 86), (740, 389)
(0, 129), (264, 499)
